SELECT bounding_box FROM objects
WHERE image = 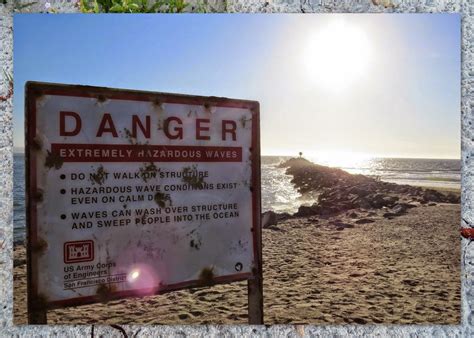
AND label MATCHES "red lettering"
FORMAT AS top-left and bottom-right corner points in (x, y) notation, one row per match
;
(164, 117), (183, 140)
(96, 113), (118, 137)
(222, 120), (237, 141)
(132, 115), (150, 138)
(196, 119), (210, 140)
(60, 111), (82, 137)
